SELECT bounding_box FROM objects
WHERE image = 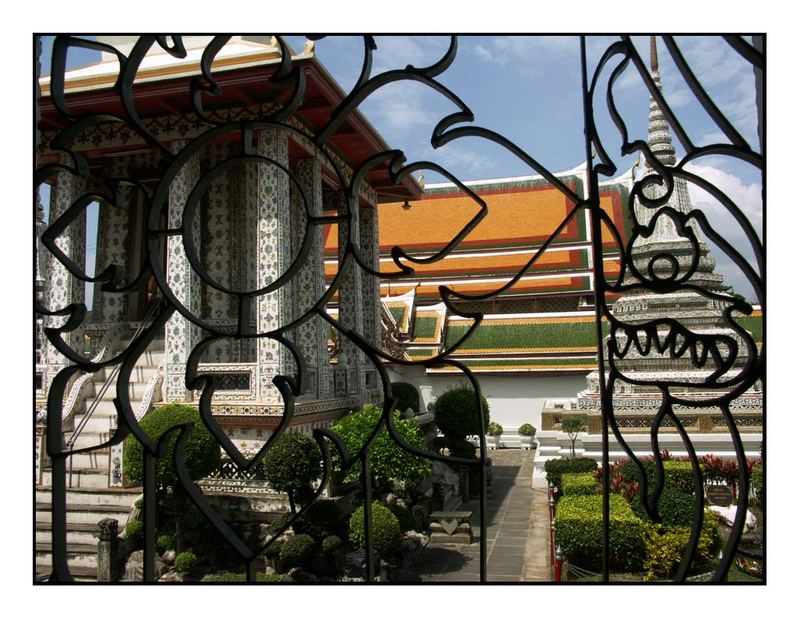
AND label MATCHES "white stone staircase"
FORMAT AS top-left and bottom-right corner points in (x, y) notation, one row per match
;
(36, 341), (164, 581)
